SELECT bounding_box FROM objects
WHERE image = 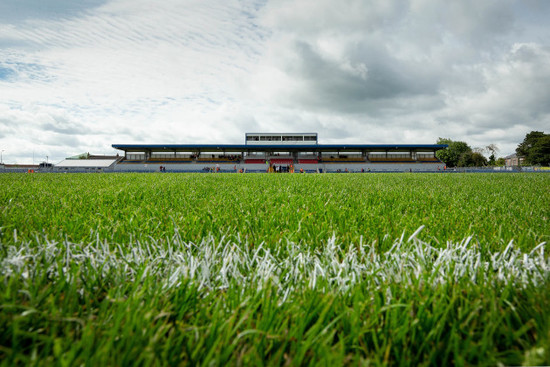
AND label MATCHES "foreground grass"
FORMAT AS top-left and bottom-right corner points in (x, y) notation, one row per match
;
(0, 173), (549, 365)
(1, 235), (548, 366)
(1, 173), (549, 250)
